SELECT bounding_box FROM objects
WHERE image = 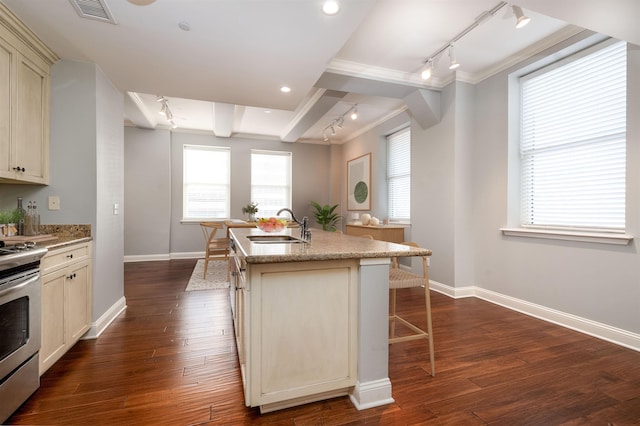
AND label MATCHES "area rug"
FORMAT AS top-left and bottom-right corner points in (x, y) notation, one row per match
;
(185, 259), (229, 291)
